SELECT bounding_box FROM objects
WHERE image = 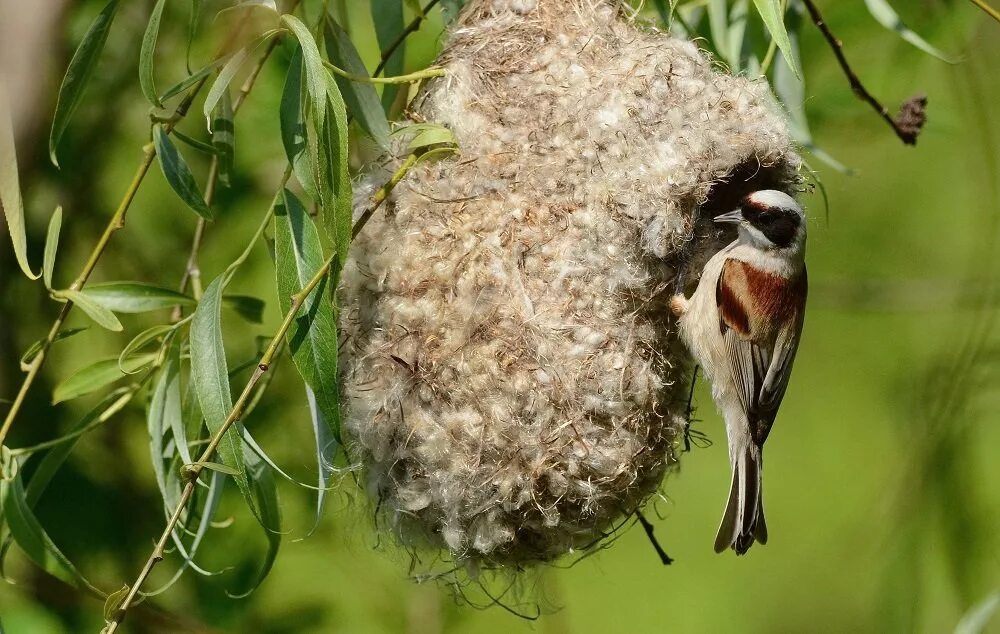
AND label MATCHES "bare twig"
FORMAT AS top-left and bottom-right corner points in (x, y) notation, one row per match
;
(635, 510), (674, 566)
(801, 0), (926, 145)
(373, 0), (443, 77)
(970, 0), (1000, 24)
